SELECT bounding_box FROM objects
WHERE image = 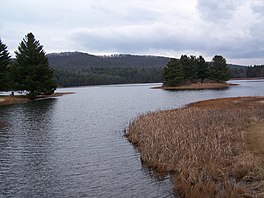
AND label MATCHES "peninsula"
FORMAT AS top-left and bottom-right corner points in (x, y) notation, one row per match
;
(0, 92), (74, 106)
(126, 97), (264, 197)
